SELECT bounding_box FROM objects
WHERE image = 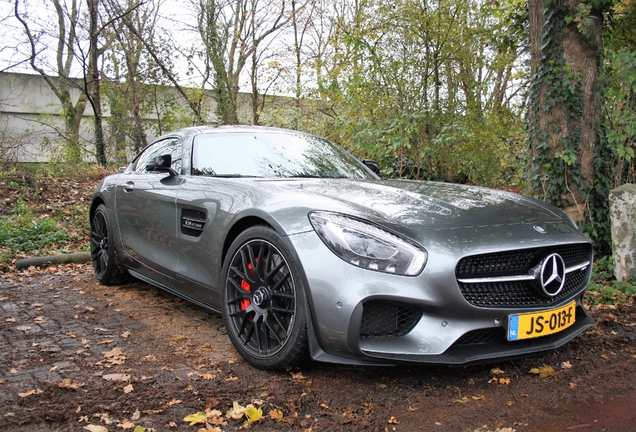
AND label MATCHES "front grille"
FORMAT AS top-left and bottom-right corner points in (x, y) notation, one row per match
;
(456, 243), (592, 308)
(360, 301), (421, 339)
